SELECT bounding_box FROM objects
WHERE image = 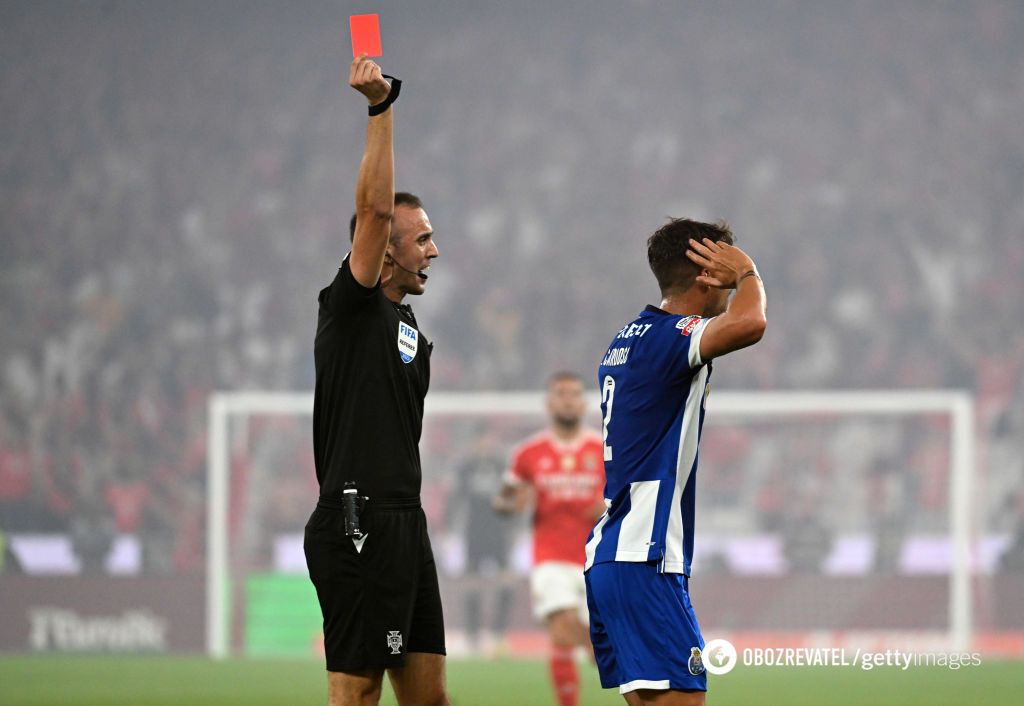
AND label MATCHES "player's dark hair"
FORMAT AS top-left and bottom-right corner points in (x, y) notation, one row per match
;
(548, 371), (584, 388)
(647, 218), (734, 295)
(349, 192), (424, 242)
